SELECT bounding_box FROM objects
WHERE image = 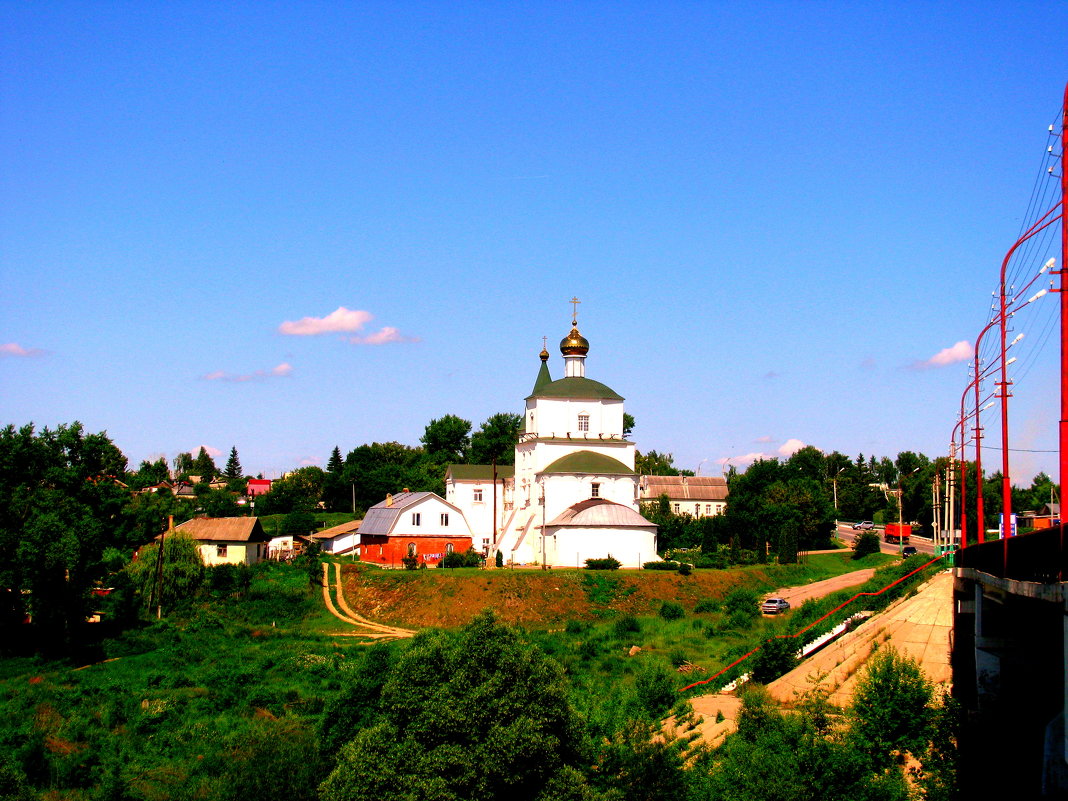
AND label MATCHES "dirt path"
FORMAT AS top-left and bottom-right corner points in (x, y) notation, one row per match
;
(768, 567), (877, 608)
(320, 563), (415, 640)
